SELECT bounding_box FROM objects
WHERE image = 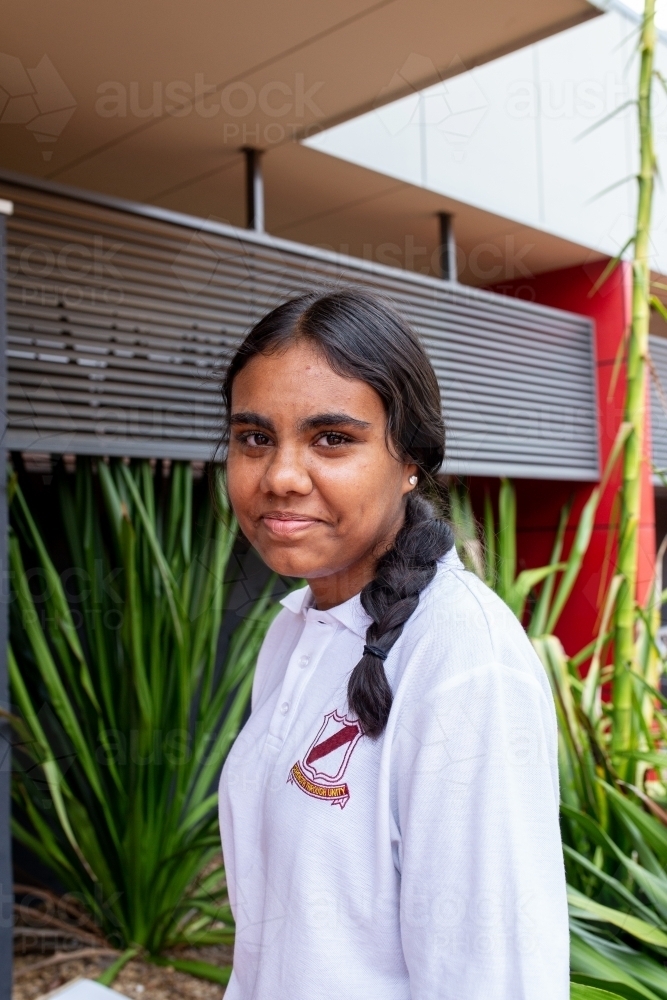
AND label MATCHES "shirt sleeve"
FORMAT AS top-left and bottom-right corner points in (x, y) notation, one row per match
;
(392, 648), (569, 1000)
